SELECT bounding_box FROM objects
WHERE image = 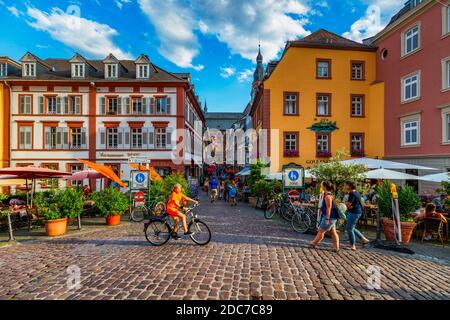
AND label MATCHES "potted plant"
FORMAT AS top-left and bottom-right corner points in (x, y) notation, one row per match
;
(377, 181), (420, 245)
(92, 187), (129, 225)
(34, 190), (68, 237)
(55, 188), (84, 230)
(247, 161), (267, 206)
(253, 179), (273, 209)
